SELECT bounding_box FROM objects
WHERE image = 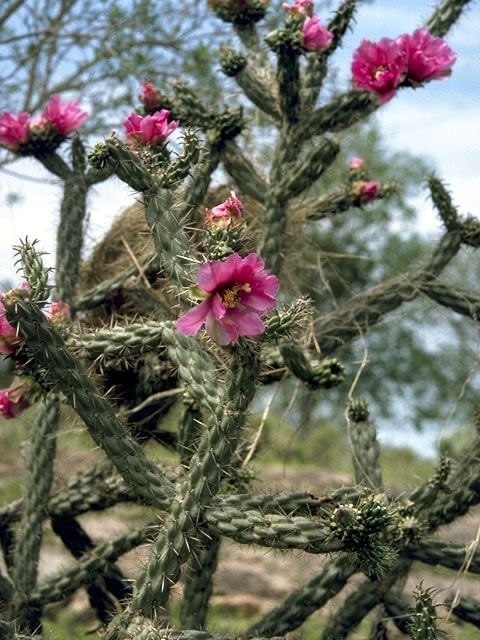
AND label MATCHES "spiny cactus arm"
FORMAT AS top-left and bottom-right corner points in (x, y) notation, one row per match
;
(276, 137), (340, 201)
(303, 182), (398, 221)
(382, 591), (411, 634)
(3, 291), (175, 507)
(280, 346), (345, 389)
(159, 129), (200, 188)
(405, 538), (480, 574)
(219, 48), (280, 122)
(385, 587), (447, 638)
(409, 456), (451, 514)
(347, 399), (382, 488)
(9, 394), (59, 632)
(32, 150), (72, 179)
(50, 514), (131, 624)
(245, 555), (357, 637)
(303, 0), (360, 111)
(420, 281), (480, 320)
(316, 231), (461, 355)
(28, 522), (154, 608)
(181, 143), (222, 222)
(425, 0), (473, 37)
(125, 619), (285, 640)
(0, 569), (13, 603)
(275, 44), (301, 125)
(221, 140), (267, 204)
(13, 239), (51, 301)
(179, 535), (221, 630)
(73, 254), (160, 311)
(428, 175), (460, 232)
(446, 595), (480, 627)
(55, 137), (89, 303)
